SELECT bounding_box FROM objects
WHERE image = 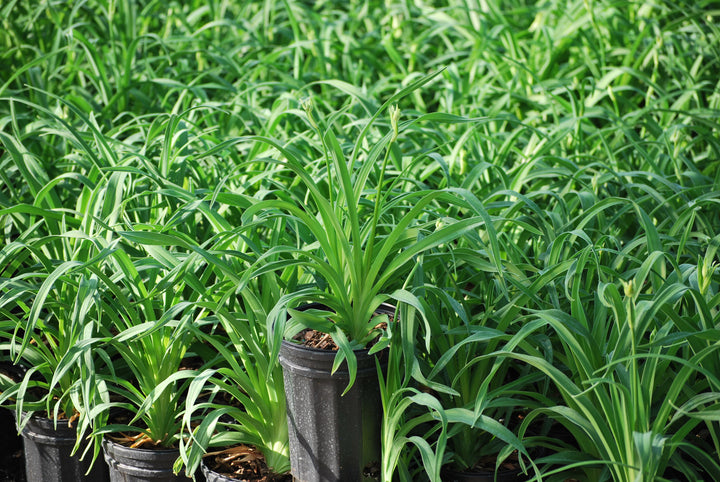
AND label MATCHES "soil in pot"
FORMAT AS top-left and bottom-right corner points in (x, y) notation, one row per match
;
(200, 445), (291, 482)
(103, 437), (193, 482)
